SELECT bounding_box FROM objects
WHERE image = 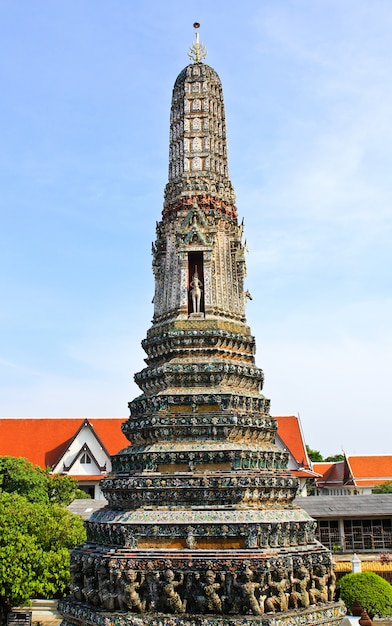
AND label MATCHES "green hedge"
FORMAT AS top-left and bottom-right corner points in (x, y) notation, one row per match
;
(339, 571), (392, 618)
